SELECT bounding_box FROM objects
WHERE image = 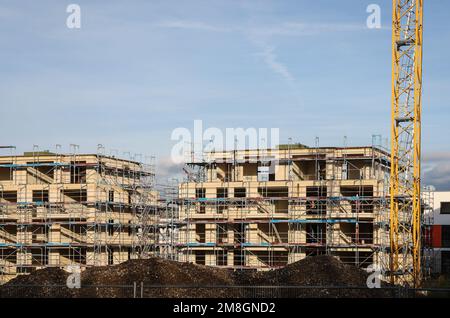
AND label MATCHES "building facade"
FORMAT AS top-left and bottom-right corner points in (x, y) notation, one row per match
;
(429, 191), (450, 275)
(0, 151), (157, 283)
(177, 146), (391, 270)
